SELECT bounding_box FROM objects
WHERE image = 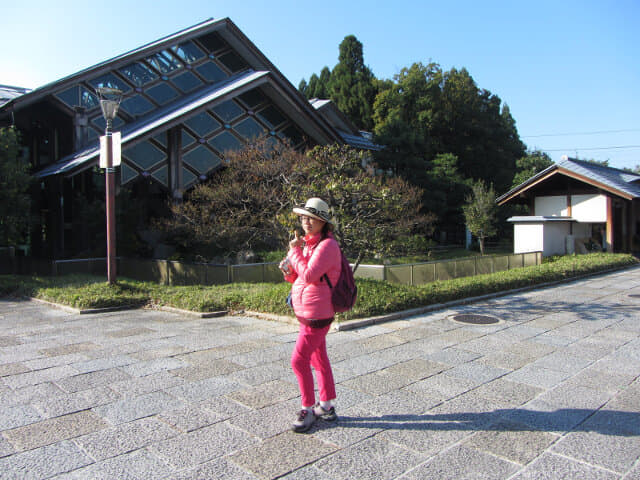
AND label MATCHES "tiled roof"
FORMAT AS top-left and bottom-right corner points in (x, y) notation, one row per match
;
(497, 156), (640, 203)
